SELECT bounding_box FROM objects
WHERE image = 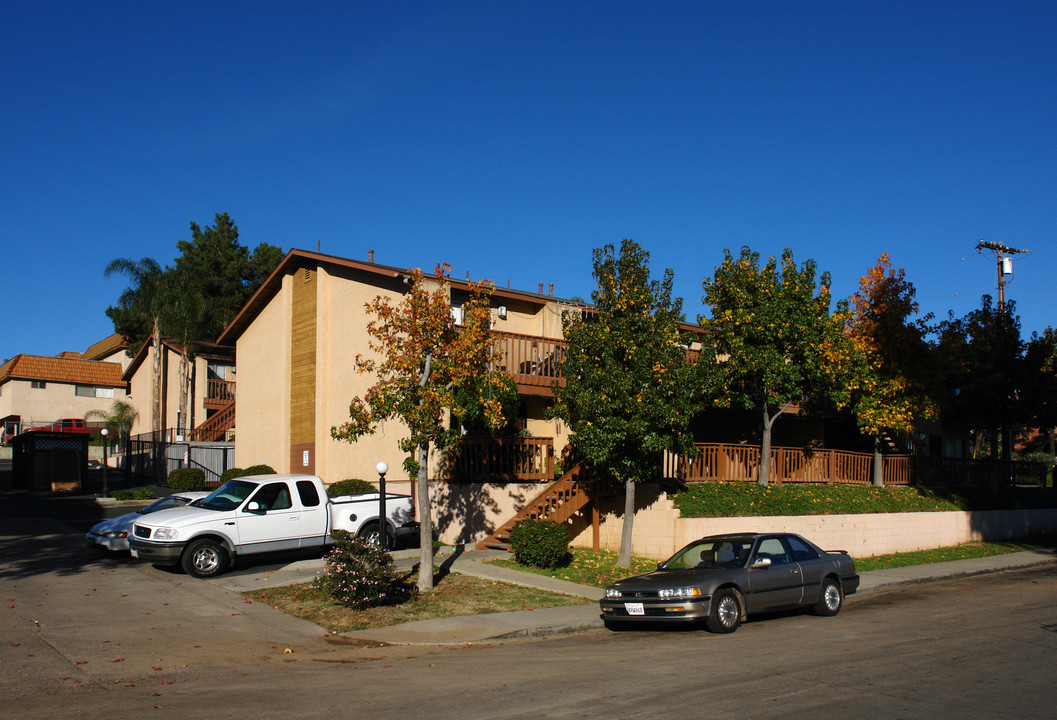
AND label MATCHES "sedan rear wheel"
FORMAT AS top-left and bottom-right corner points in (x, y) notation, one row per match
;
(706, 588), (741, 633)
(814, 577), (843, 616)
